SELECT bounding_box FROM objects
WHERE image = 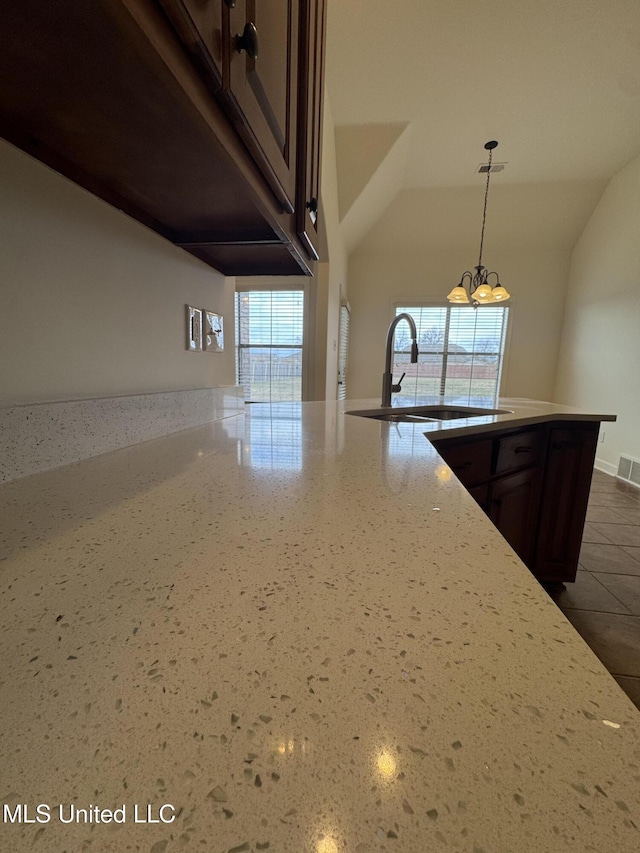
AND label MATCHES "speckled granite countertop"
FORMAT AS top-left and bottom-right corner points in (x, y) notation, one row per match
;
(0, 398), (636, 853)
